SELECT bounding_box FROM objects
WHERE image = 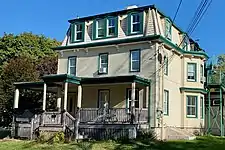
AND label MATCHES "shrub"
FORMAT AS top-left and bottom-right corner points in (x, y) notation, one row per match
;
(36, 131), (65, 144)
(136, 129), (157, 142)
